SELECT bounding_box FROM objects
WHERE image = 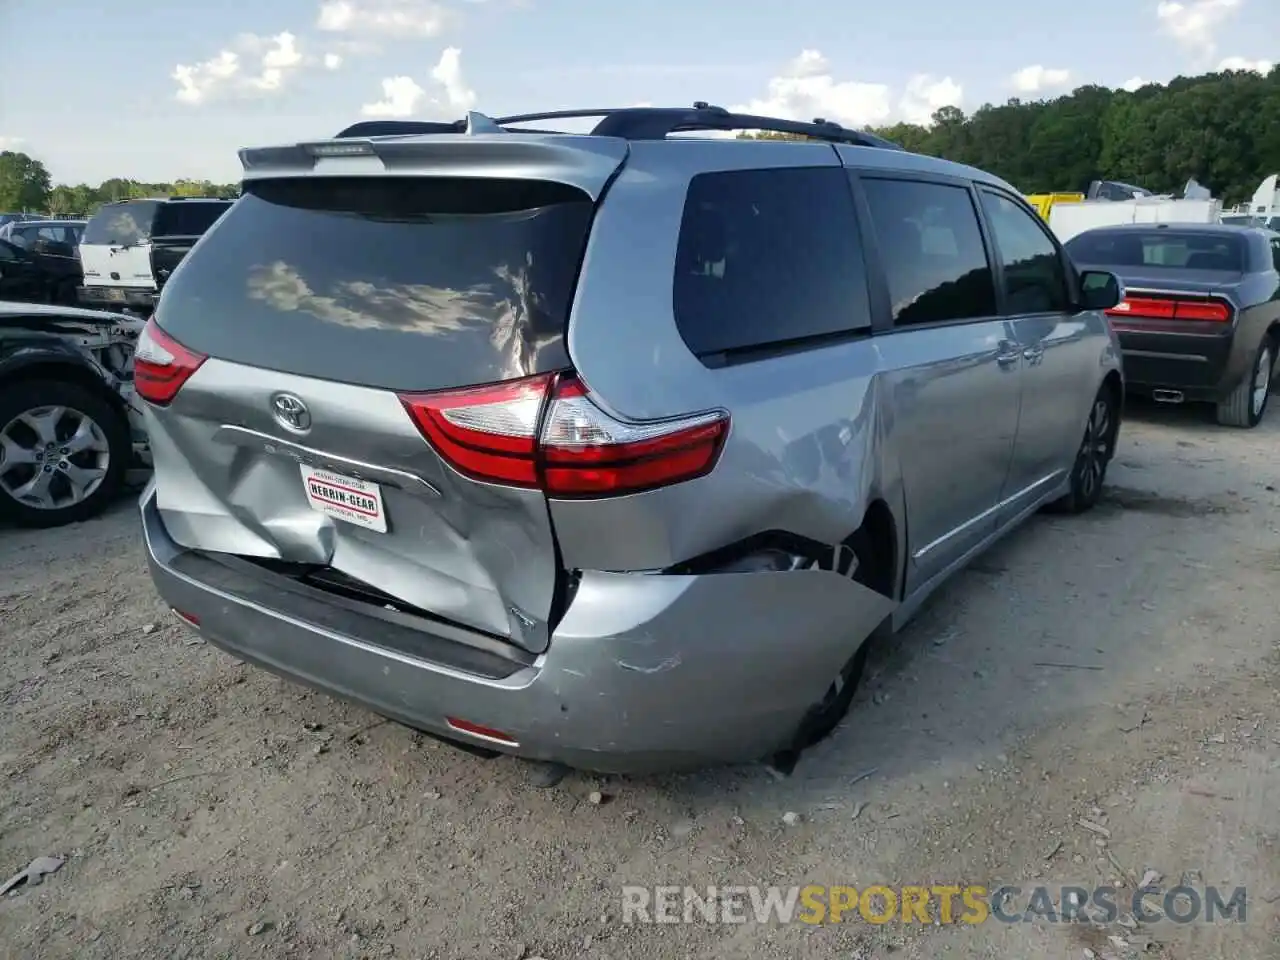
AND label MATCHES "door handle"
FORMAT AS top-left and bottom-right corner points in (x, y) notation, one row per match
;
(996, 341), (1021, 367)
(1023, 345), (1045, 366)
